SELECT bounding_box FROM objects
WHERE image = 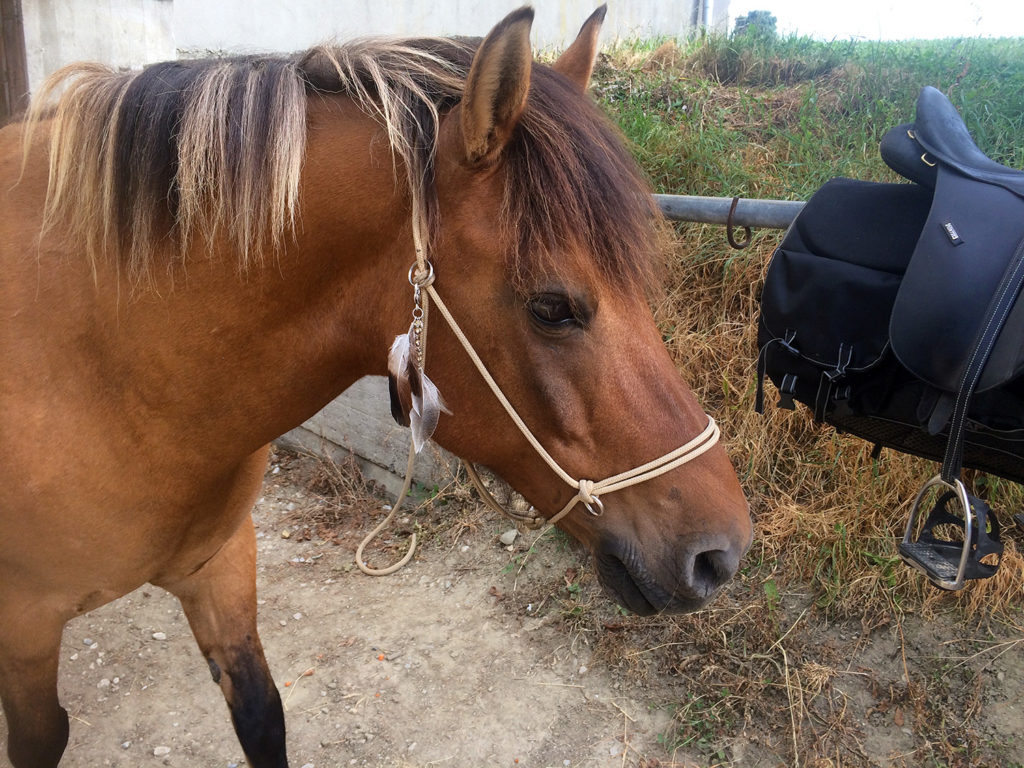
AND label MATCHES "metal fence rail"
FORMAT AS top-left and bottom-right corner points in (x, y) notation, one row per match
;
(654, 194), (804, 230)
